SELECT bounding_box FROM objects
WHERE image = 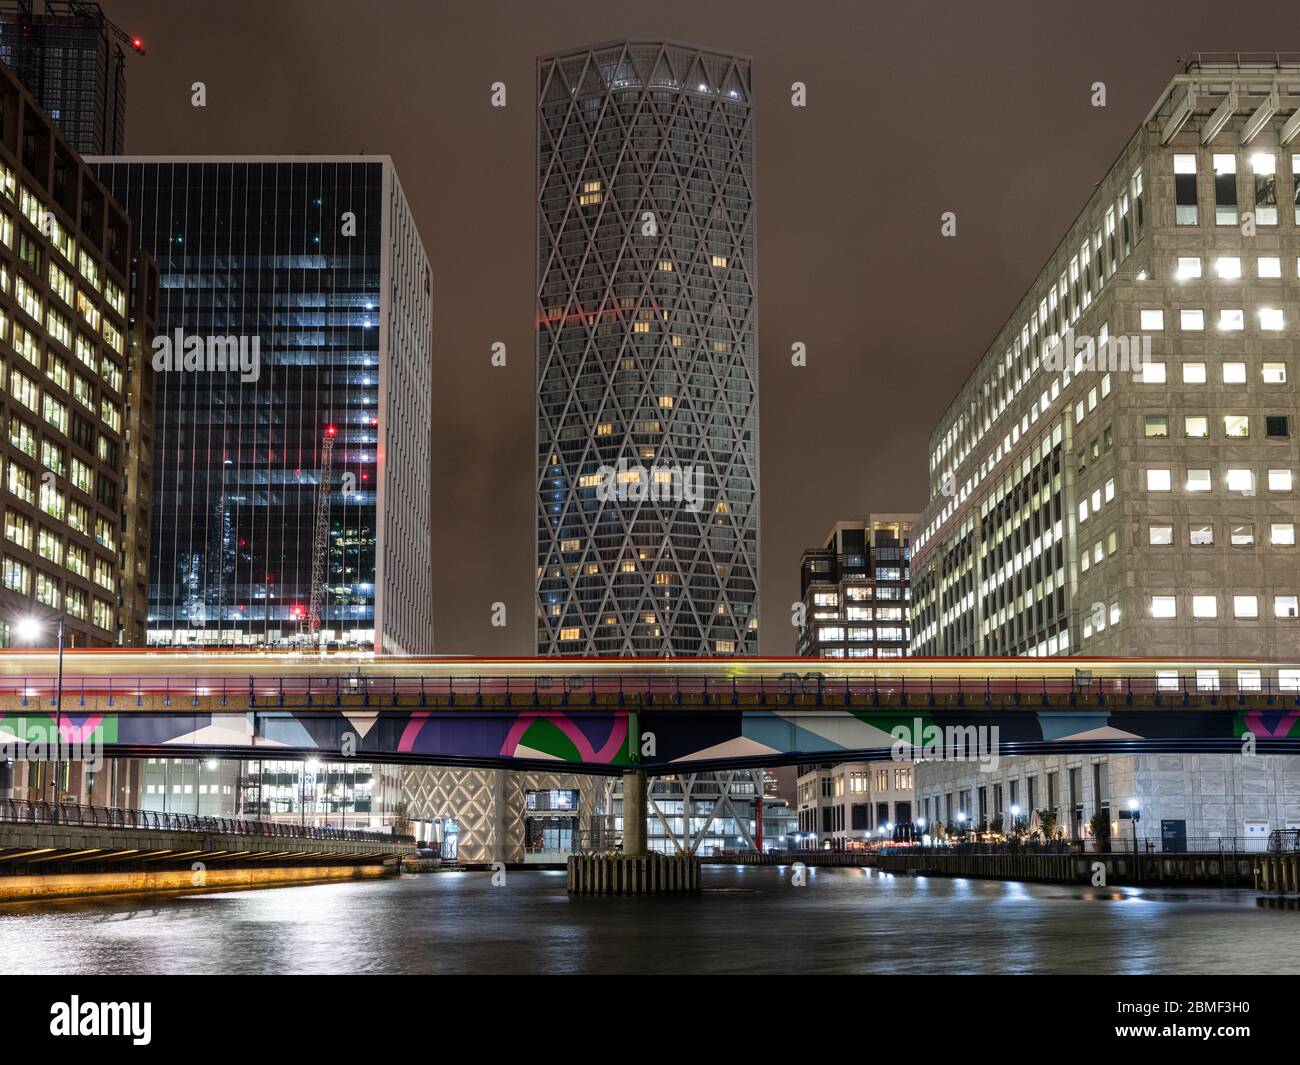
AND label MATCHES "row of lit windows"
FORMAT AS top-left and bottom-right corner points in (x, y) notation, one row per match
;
(1147, 521), (1294, 547)
(1174, 254), (1300, 280)
(1144, 467), (1293, 493)
(816, 625), (908, 642)
(1149, 593), (1299, 620)
(1, 555), (112, 628)
(1171, 151), (1300, 227)
(1144, 413), (1289, 439)
(1139, 306), (1286, 332)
